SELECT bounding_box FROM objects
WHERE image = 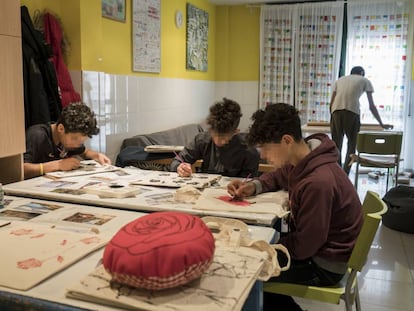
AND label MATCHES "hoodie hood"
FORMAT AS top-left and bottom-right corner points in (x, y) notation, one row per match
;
(289, 133), (339, 186)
